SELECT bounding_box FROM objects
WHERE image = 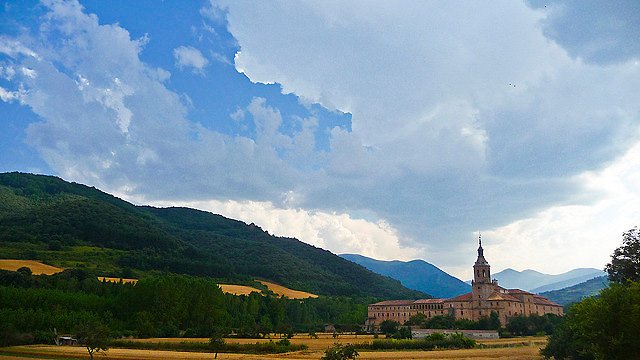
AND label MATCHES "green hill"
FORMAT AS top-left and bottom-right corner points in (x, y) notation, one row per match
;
(0, 172), (426, 299)
(540, 276), (610, 306)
